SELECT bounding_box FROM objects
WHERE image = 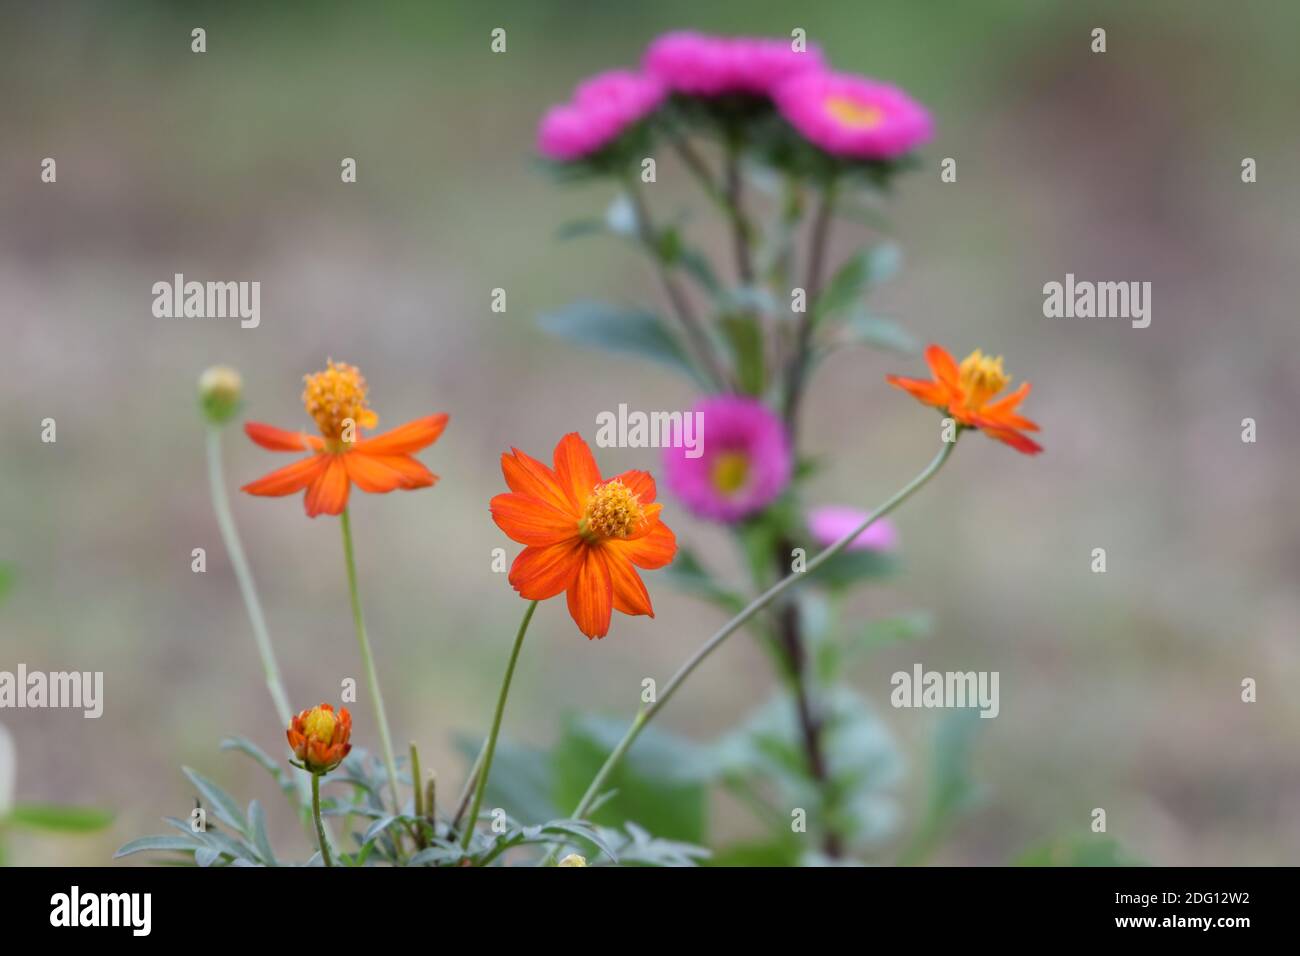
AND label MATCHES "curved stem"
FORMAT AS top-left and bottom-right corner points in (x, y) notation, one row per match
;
(460, 600), (539, 852)
(312, 773), (332, 867)
(552, 440), (957, 857)
(339, 507), (401, 814)
(205, 426), (316, 812)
